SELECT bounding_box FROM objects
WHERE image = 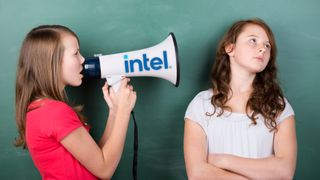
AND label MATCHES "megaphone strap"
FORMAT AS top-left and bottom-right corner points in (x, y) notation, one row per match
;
(131, 111), (138, 180)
